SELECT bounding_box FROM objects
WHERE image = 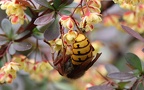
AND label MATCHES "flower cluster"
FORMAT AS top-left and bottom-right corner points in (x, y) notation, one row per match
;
(0, 55), (52, 83)
(0, 0), (30, 24)
(0, 62), (20, 83)
(59, 15), (75, 30)
(113, 0), (144, 5)
(59, 0), (102, 32)
(27, 60), (53, 82)
(78, 0), (102, 31)
(103, 14), (123, 31)
(122, 4), (144, 33)
(48, 30), (102, 58)
(103, 1), (144, 33)
(48, 30), (78, 55)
